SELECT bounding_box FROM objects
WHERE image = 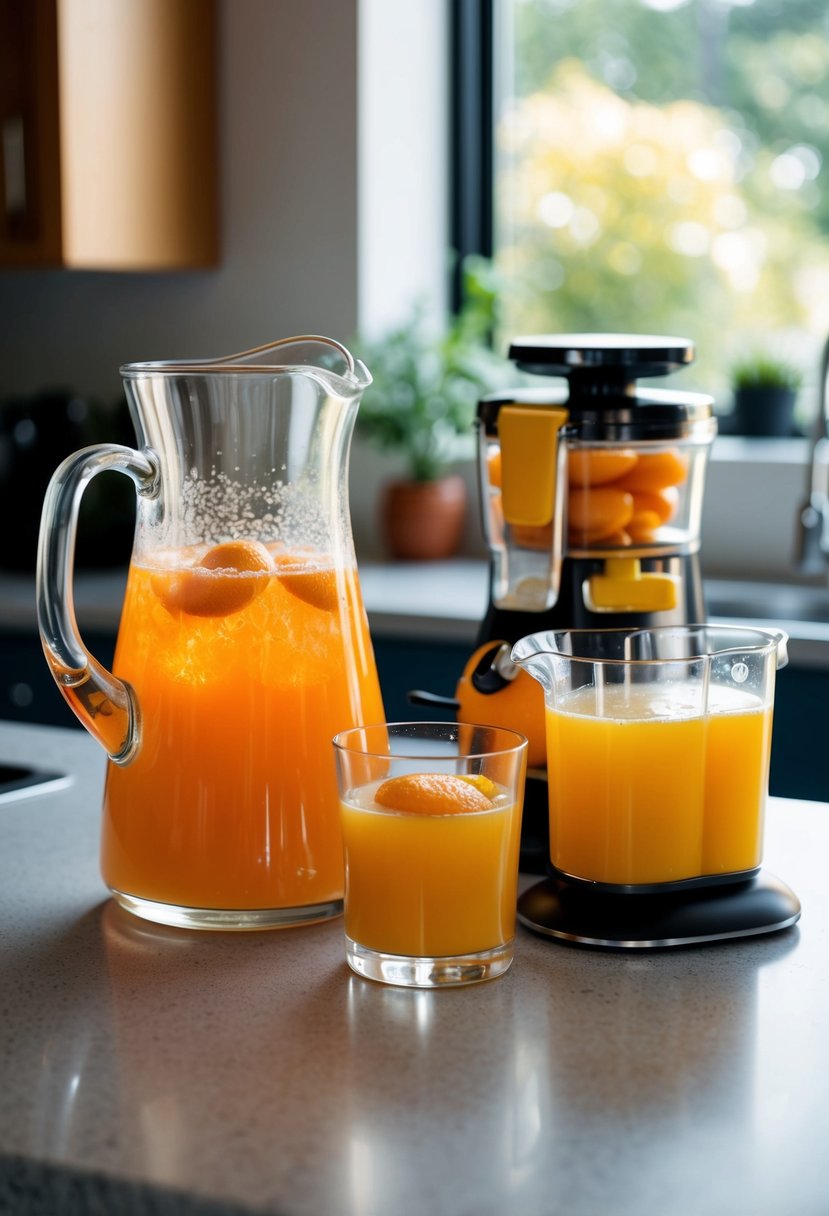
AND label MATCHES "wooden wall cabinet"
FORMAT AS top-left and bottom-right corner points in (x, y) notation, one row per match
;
(0, 0), (218, 270)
